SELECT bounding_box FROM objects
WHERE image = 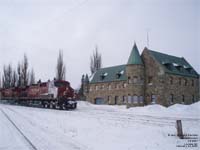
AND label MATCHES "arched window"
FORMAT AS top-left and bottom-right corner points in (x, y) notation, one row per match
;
(133, 76), (138, 84)
(151, 94), (156, 104)
(169, 77), (173, 85)
(114, 96), (118, 104)
(133, 95), (138, 104)
(108, 84), (111, 90)
(148, 76), (153, 84)
(128, 94), (132, 104)
(182, 95), (185, 103)
(139, 96), (144, 103)
(128, 76), (131, 84)
(123, 83), (127, 88)
(191, 79), (194, 87)
(169, 94), (174, 104)
(184, 79), (187, 86)
(179, 78), (181, 85)
(192, 95), (195, 103)
(122, 96), (126, 103)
